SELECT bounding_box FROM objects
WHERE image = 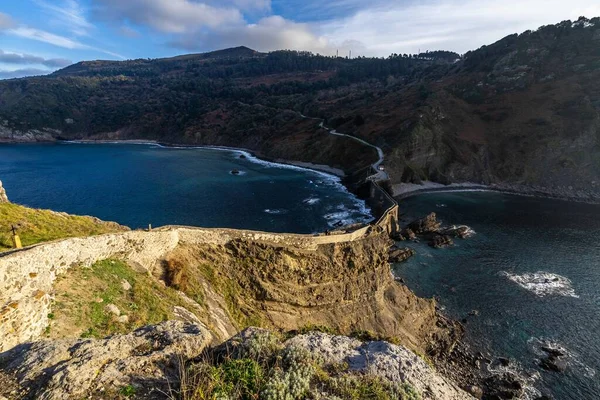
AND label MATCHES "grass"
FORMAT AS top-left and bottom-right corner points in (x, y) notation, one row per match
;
(0, 202), (127, 251)
(176, 331), (421, 400)
(50, 259), (202, 339)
